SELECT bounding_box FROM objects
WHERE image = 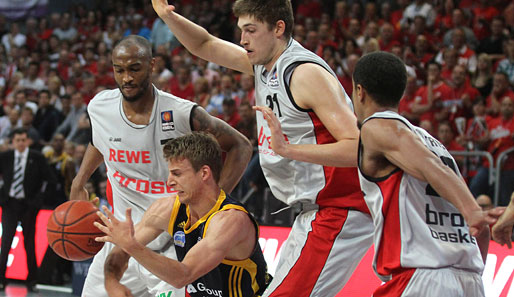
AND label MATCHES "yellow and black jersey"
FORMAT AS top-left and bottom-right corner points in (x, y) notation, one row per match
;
(168, 190), (271, 297)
